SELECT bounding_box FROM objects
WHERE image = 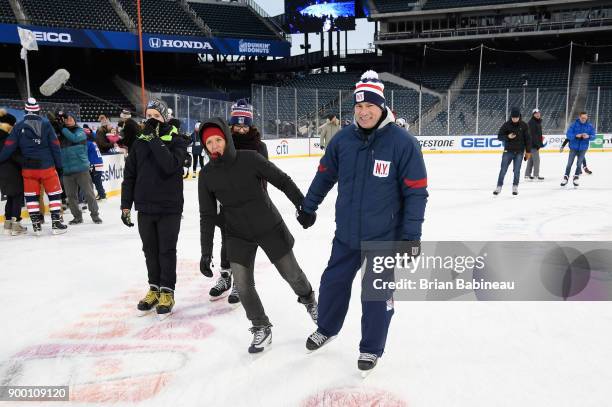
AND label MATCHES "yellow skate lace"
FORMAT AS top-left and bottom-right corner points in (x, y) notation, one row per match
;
(158, 291), (174, 307)
(143, 289), (159, 305)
